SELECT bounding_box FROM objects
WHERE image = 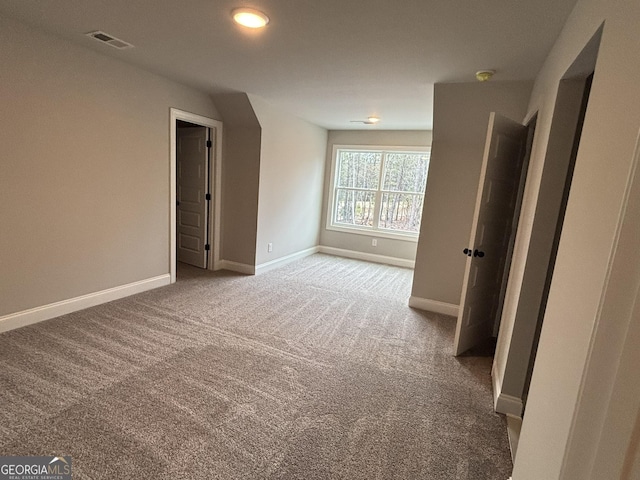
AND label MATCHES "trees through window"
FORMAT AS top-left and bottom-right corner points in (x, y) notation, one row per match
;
(329, 147), (430, 237)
